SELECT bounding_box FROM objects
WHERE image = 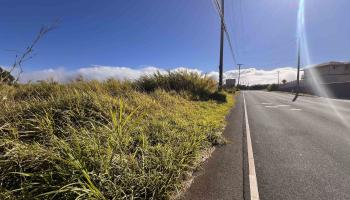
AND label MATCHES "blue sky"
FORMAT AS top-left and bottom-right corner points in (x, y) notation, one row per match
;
(1, 0), (349, 74)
